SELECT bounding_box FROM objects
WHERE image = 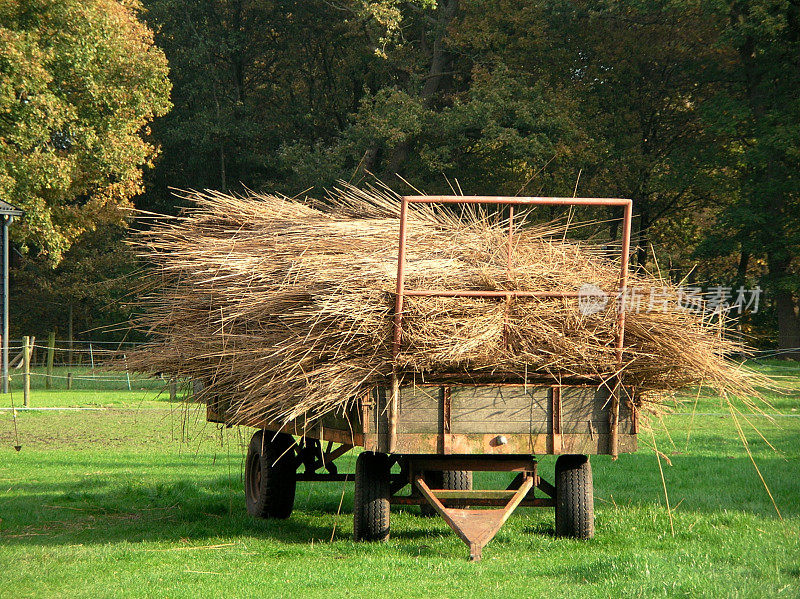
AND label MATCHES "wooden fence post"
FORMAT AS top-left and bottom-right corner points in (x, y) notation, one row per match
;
(169, 377), (177, 402)
(46, 332), (55, 390)
(22, 335), (30, 407)
(66, 372), (73, 390)
(67, 303), (73, 367)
